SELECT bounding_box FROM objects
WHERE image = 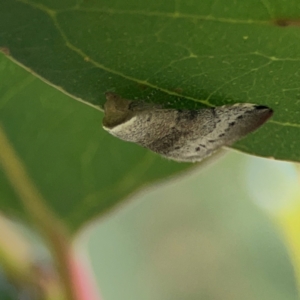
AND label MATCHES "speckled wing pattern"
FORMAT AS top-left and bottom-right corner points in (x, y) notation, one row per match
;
(102, 92), (273, 163)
